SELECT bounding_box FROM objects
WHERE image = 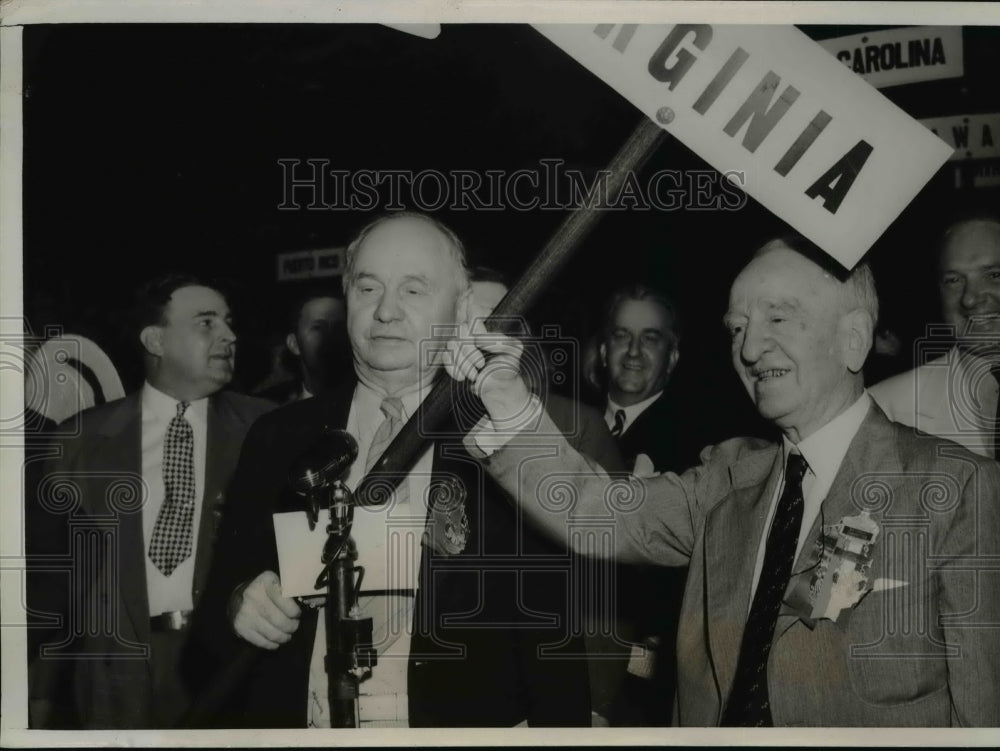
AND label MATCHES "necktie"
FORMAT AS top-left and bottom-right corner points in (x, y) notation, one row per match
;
(149, 401), (196, 576)
(365, 397), (406, 474)
(721, 451), (808, 726)
(991, 366), (1000, 461)
(610, 409), (626, 438)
